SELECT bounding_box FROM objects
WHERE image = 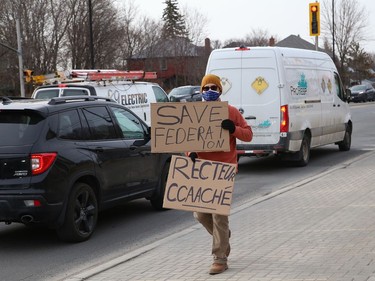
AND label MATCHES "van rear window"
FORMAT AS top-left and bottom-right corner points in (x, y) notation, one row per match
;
(62, 89), (89, 96)
(35, 89), (59, 99)
(0, 110), (45, 145)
